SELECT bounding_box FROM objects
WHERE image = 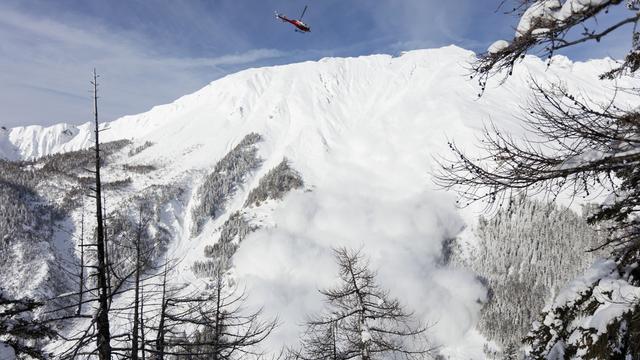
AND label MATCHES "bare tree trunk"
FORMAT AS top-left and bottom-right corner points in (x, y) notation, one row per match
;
(346, 257), (370, 360)
(131, 207), (143, 360)
(155, 266), (169, 360)
(332, 321), (337, 360)
(103, 194), (112, 301)
(144, 264), (276, 359)
(92, 68), (112, 360)
(140, 284), (146, 360)
(212, 271), (223, 360)
(77, 206), (85, 316)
